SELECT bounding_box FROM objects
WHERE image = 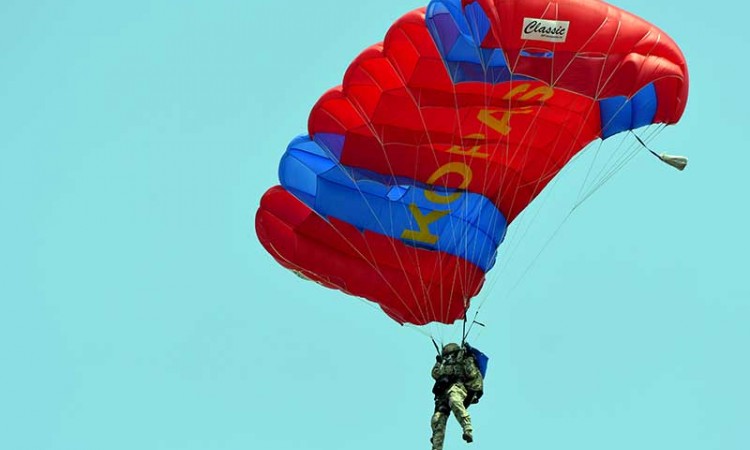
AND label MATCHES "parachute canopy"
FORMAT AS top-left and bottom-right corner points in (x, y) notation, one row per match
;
(255, 0), (688, 326)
